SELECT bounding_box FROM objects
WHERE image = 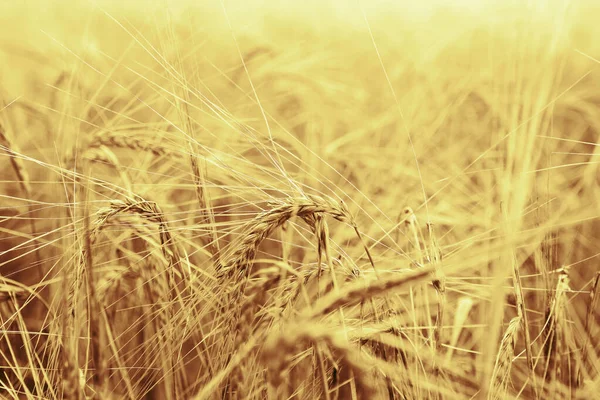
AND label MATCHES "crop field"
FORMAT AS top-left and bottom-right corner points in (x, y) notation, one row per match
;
(0, 0), (599, 399)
